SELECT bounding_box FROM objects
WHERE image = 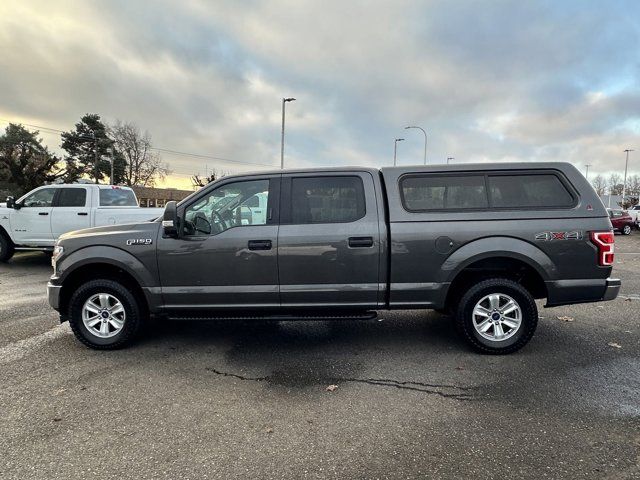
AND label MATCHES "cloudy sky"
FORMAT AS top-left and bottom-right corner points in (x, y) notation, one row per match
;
(1, 0), (639, 189)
